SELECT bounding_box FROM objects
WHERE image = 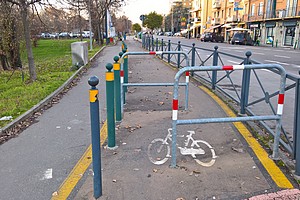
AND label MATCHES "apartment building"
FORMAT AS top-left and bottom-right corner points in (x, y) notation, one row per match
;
(170, 0), (193, 33)
(190, 0), (300, 47)
(248, 0), (300, 46)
